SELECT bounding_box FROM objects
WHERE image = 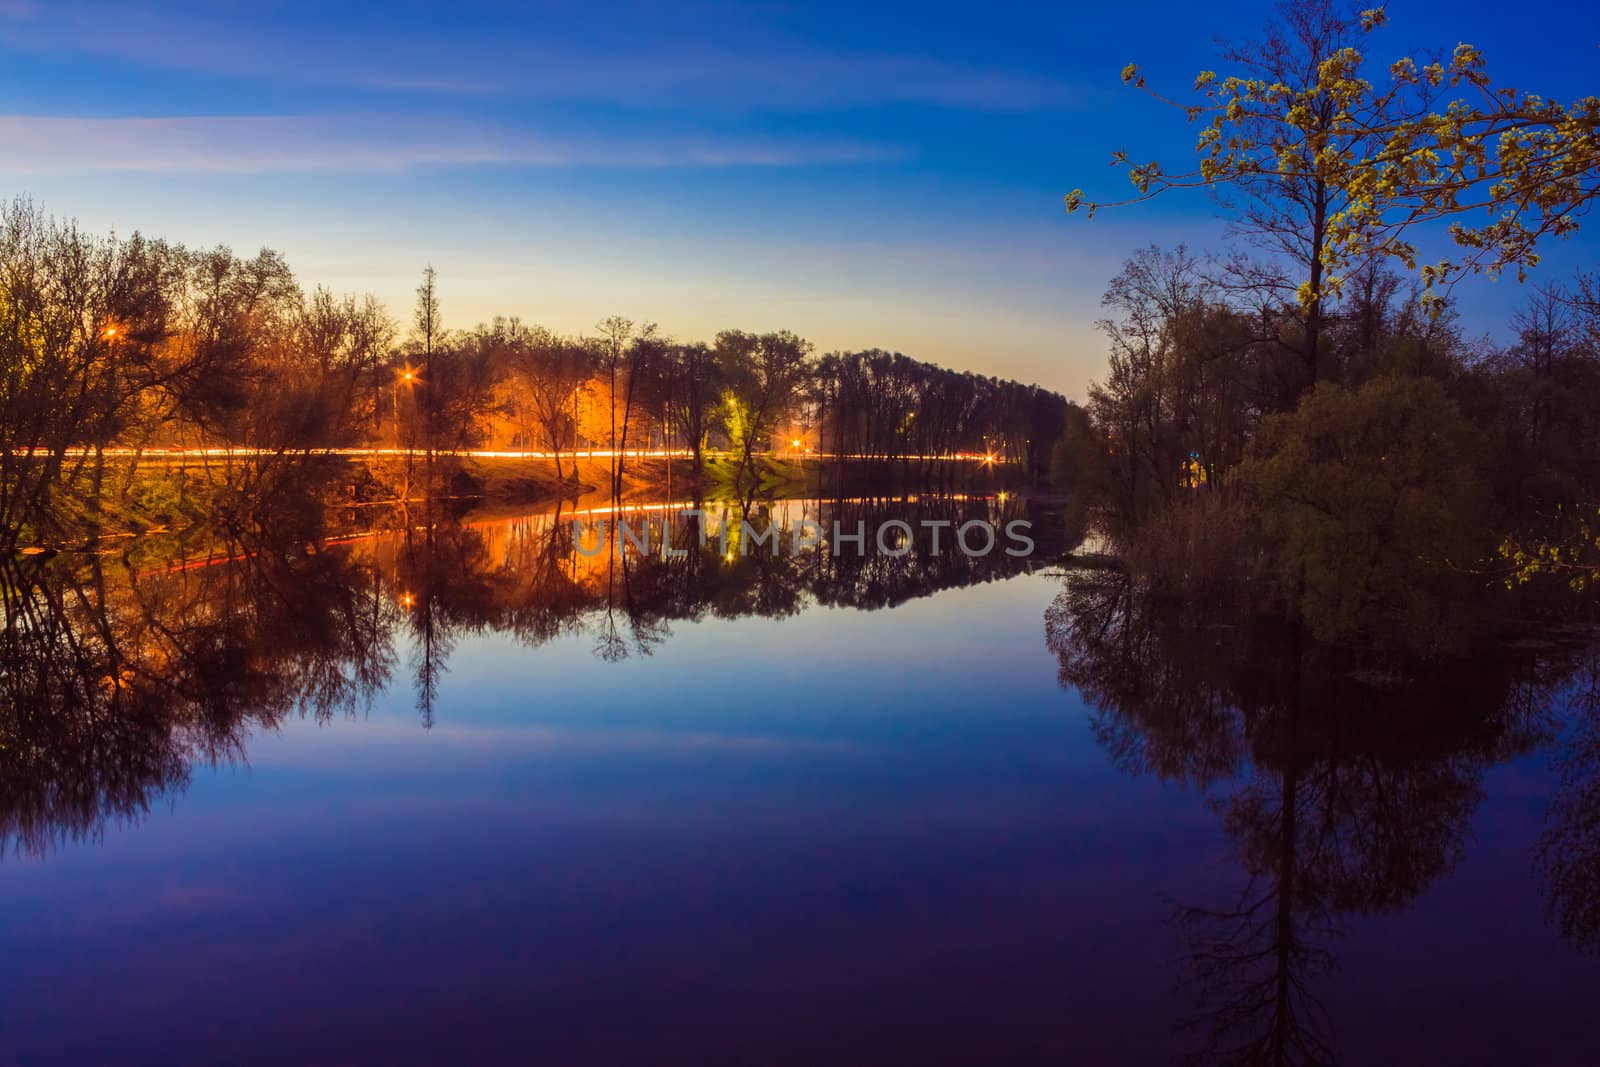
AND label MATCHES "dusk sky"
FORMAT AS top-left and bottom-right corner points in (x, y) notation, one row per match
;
(3, 0), (1596, 398)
